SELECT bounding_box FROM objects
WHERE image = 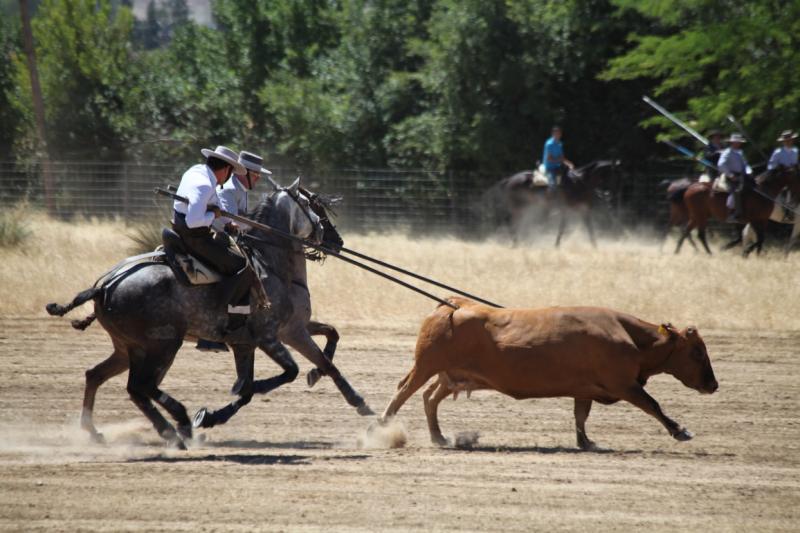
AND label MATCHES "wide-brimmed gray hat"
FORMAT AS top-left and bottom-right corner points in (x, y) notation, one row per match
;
(728, 133), (746, 143)
(200, 145), (245, 174)
(777, 130), (798, 142)
(238, 150), (272, 175)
